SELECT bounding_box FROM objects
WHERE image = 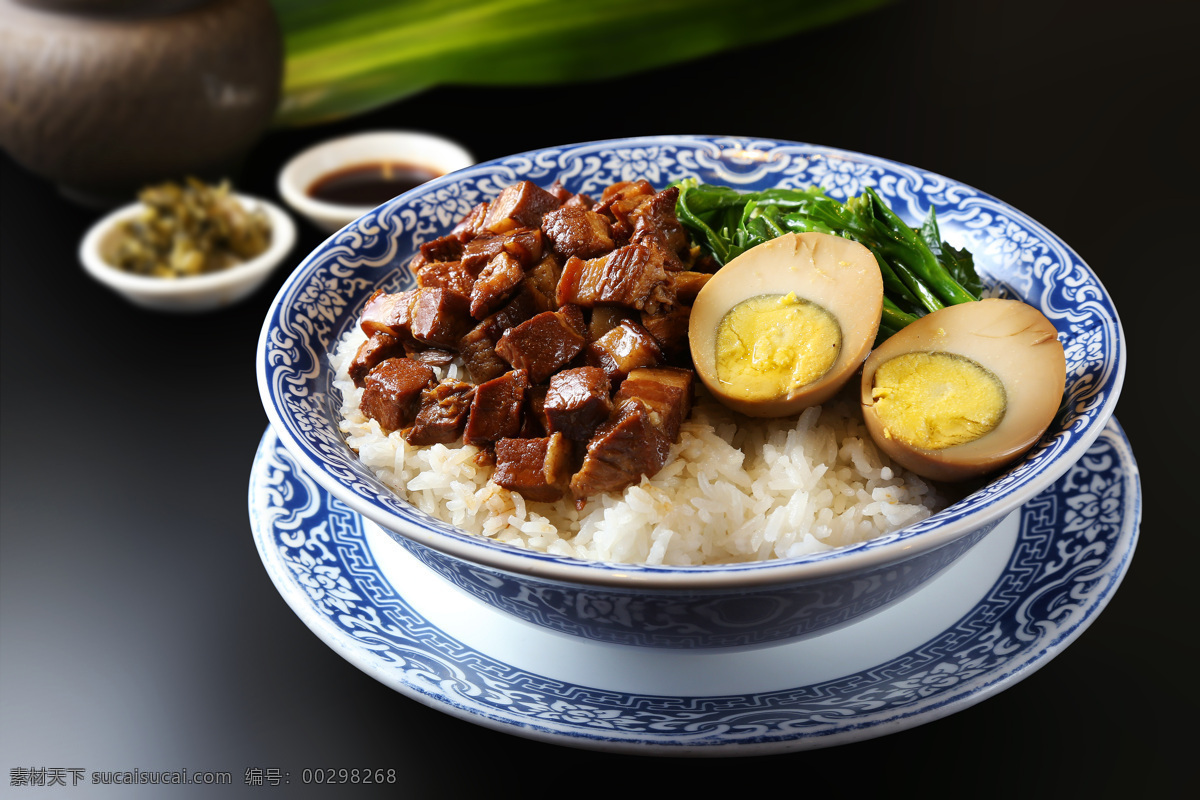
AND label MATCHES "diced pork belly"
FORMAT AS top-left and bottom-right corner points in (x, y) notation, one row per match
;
(495, 309), (588, 385)
(464, 369), (529, 446)
(556, 242), (675, 314)
(547, 180), (573, 204)
(523, 254), (562, 311)
(613, 366), (694, 442)
(569, 398), (671, 501)
(410, 287), (473, 350)
(640, 304), (692, 362)
(596, 180), (655, 242)
(668, 271), (712, 304)
(482, 181), (562, 234)
(418, 234), (465, 264)
(493, 432), (573, 502)
(470, 251), (525, 319)
(584, 319), (664, 382)
(557, 303), (588, 340)
(629, 186), (688, 263)
(541, 205), (616, 260)
(500, 227), (544, 267)
(450, 201), (490, 242)
(563, 192), (596, 210)
(459, 329), (510, 385)
(458, 286), (552, 384)
(415, 259), (475, 298)
(348, 331), (407, 388)
(360, 357), (436, 432)
(587, 305), (635, 340)
(460, 233), (506, 275)
(460, 228), (542, 275)
(359, 289), (416, 339)
(544, 367), (612, 442)
(405, 380), (476, 446)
